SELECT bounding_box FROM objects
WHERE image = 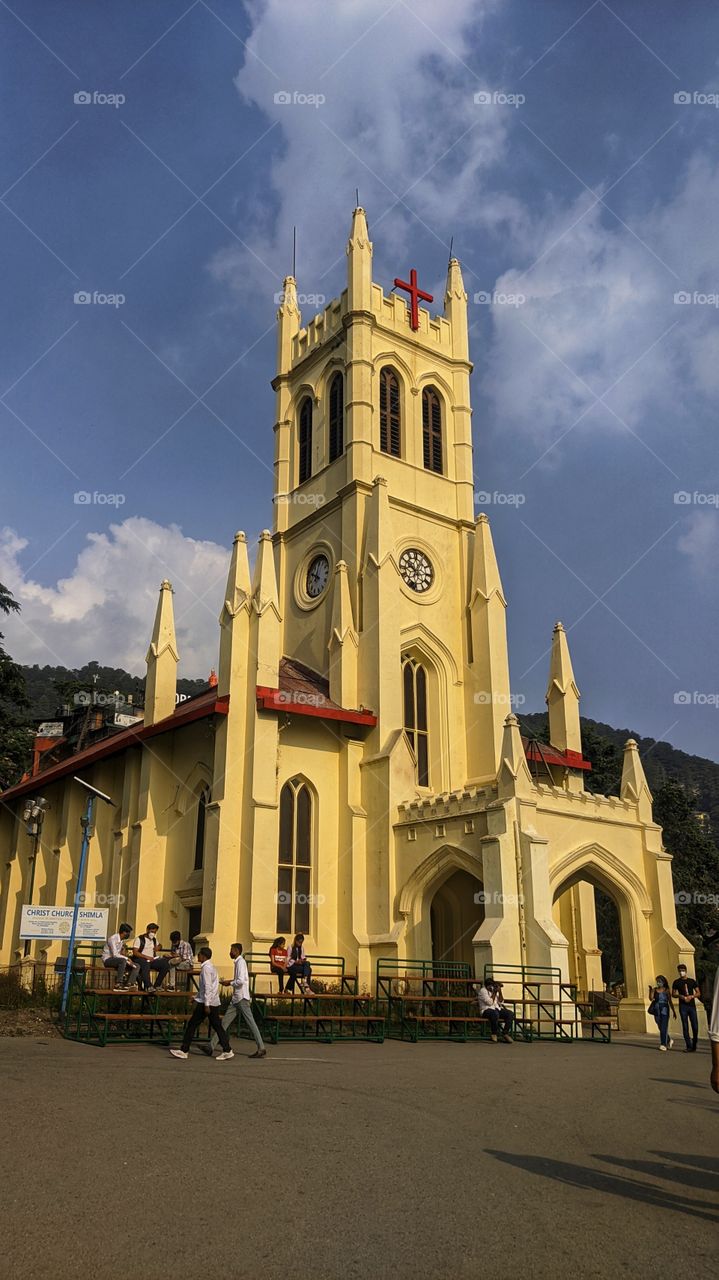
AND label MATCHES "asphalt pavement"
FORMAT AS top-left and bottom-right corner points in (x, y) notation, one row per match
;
(1, 1032), (717, 1279)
